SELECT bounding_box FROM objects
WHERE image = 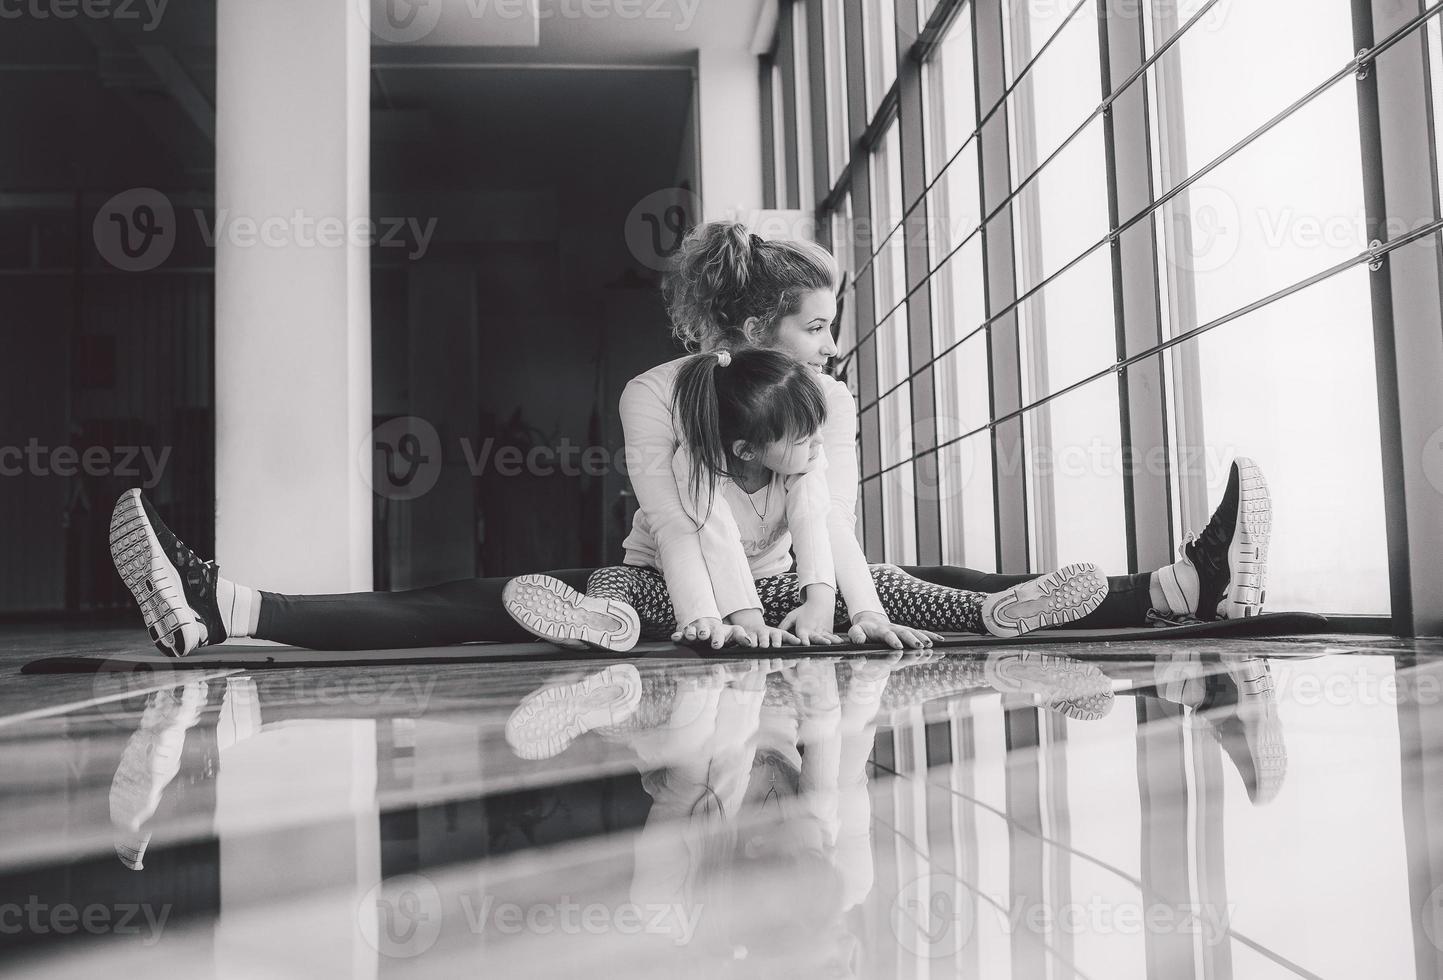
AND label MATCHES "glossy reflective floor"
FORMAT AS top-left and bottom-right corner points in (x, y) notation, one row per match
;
(2, 624), (1442, 979)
